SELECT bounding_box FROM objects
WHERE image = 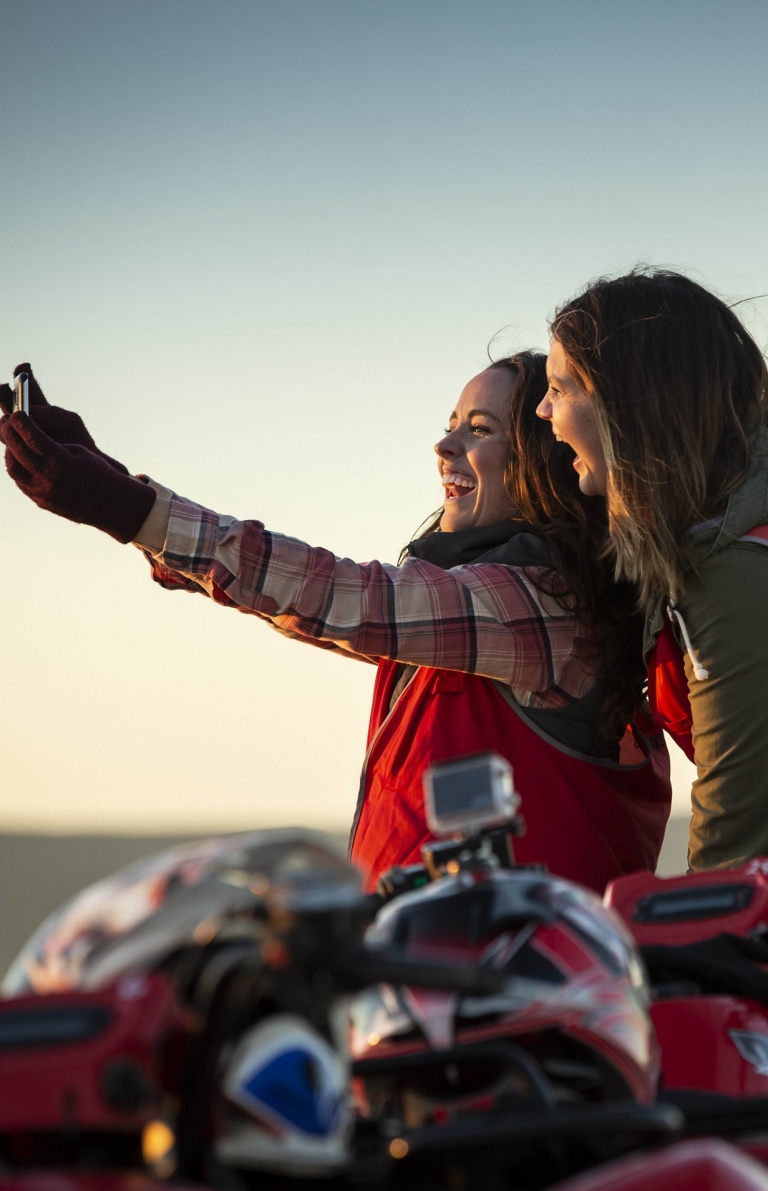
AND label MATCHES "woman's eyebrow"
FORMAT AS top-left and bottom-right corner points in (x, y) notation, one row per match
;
(467, 408), (501, 421)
